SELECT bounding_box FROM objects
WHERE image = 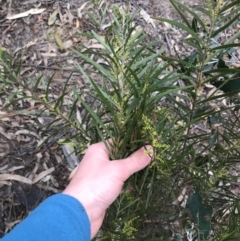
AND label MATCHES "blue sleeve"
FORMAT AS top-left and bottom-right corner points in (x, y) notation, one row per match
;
(1, 194), (91, 241)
